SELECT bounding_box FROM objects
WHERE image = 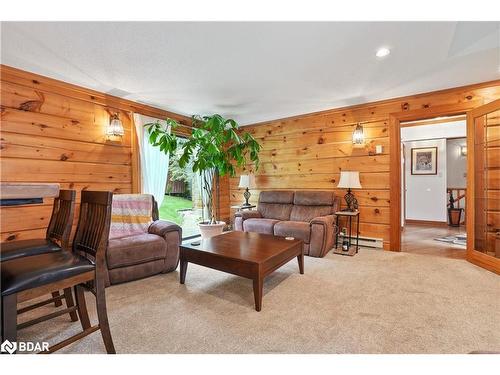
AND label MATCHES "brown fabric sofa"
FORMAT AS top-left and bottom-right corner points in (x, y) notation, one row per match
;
(234, 191), (339, 257)
(104, 195), (182, 286)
